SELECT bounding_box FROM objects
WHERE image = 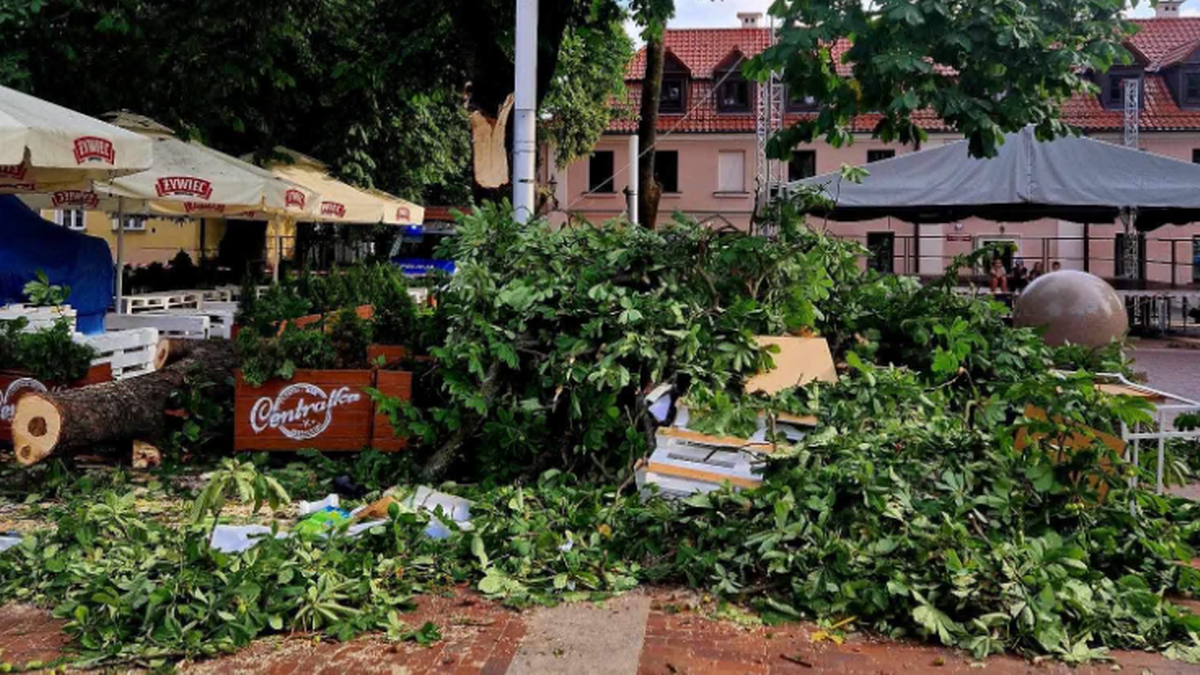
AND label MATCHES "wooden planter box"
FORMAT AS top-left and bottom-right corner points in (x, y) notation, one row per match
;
(0, 364), (112, 442)
(372, 370), (413, 451)
(234, 367), (412, 452)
